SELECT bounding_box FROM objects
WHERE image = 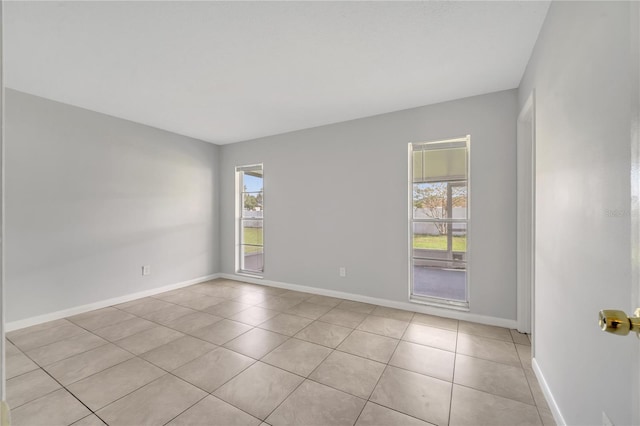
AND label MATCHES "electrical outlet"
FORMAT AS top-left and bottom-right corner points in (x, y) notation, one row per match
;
(339, 267), (346, 277)
(142, 265), (151, 276)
